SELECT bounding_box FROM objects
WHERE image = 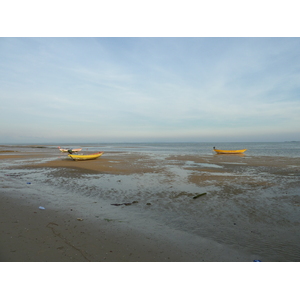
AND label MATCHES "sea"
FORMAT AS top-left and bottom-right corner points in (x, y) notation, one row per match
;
(75, 141), (299, 157)
(84, 141), (300, 157)
(1, 141), (300, 261)
(3, 141), (299, 157)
